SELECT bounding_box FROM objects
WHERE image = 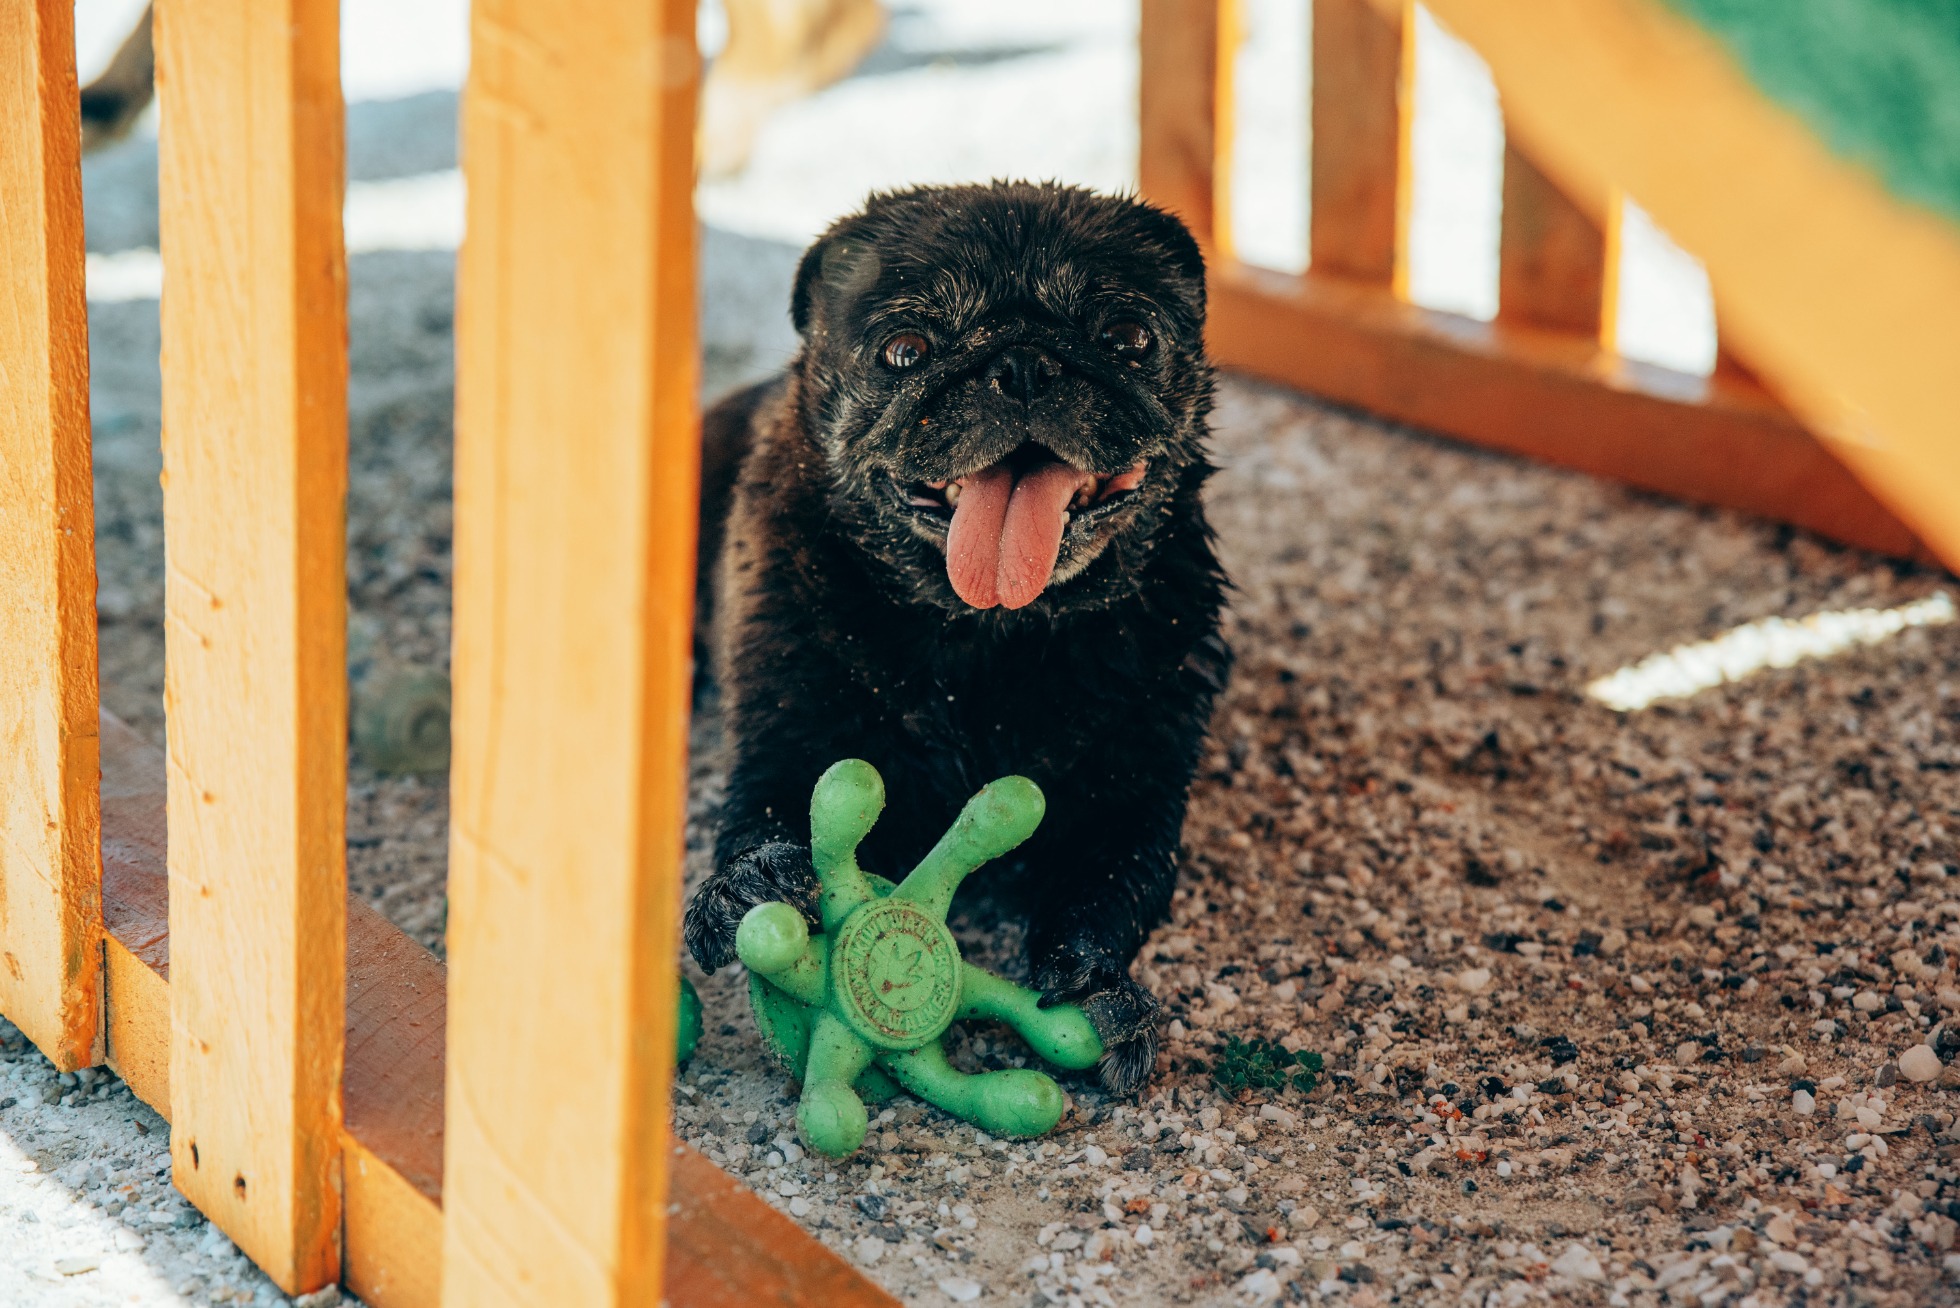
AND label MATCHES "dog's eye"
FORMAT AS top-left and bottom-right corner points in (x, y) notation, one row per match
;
(1100, 320), (1153, 359)
(881, 333), (930, 369)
